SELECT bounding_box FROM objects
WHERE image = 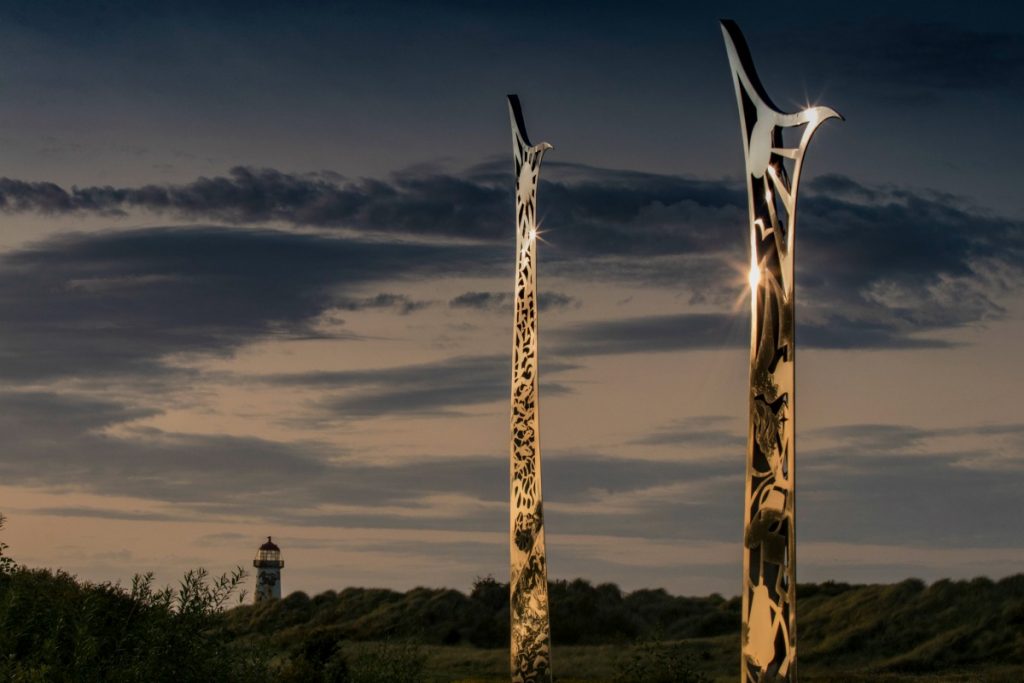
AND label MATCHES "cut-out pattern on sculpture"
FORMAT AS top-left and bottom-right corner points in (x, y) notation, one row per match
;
(721, 20), (841, 683)
(507, 94), (553, 683)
